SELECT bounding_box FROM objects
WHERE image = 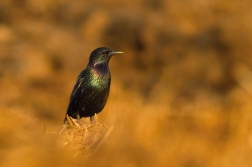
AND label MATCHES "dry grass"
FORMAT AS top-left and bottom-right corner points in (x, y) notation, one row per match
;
(57, 115), (114, 156)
